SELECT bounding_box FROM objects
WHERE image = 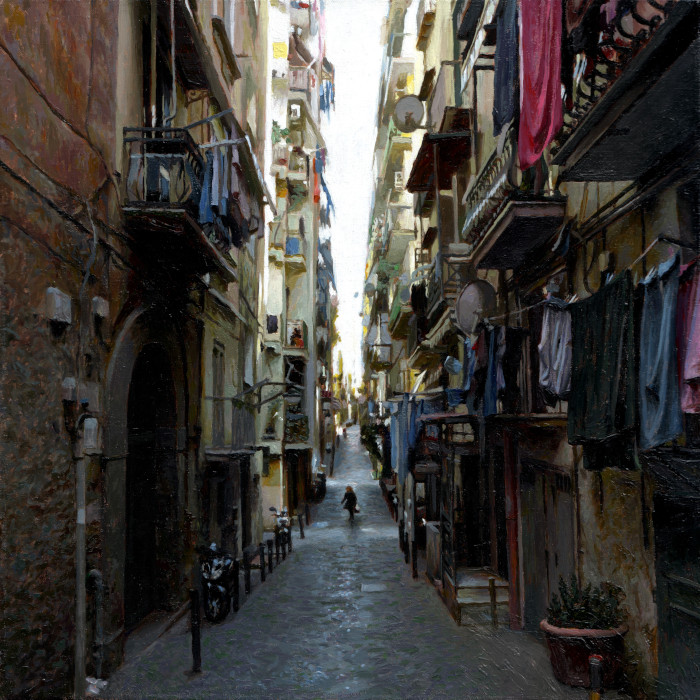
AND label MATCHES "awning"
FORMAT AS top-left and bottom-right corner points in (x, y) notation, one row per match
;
(406, 109), (471, 192)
